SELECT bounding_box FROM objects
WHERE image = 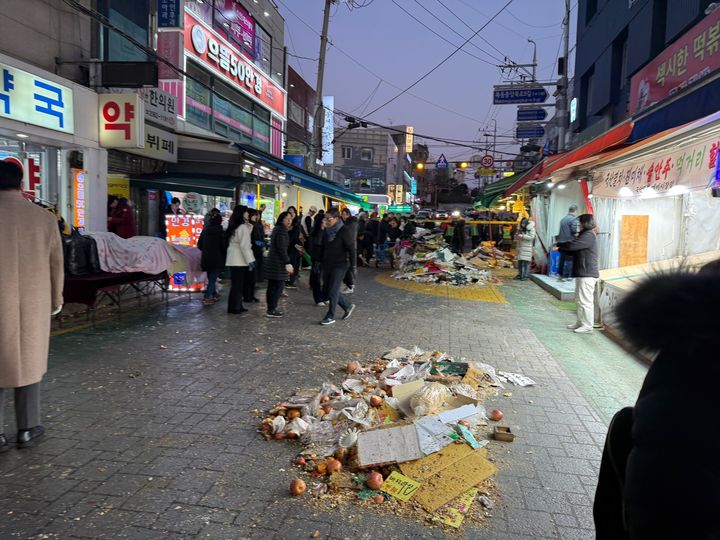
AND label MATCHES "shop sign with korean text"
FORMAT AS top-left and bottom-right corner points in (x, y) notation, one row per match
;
(0, 62), (74, 134)
(98, 94), (144, 148)
(126, 124), (178, 163)
(140, 88), (177, 129)
(592, 132), (720, 197)
(629, 9), (720, 114)
(184, 11), (286, 118)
